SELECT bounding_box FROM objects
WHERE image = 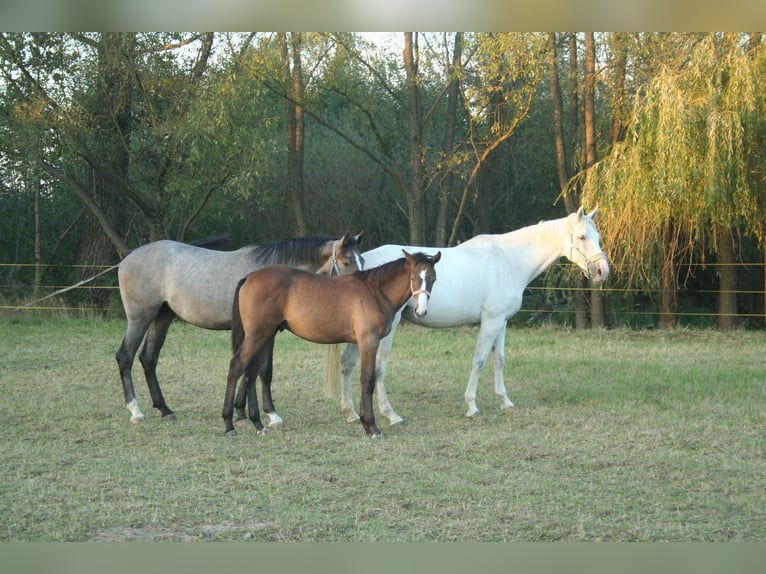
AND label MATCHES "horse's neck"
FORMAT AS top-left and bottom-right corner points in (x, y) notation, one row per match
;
(498, 218), (569, 285)
(375, 263), (413, 310)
